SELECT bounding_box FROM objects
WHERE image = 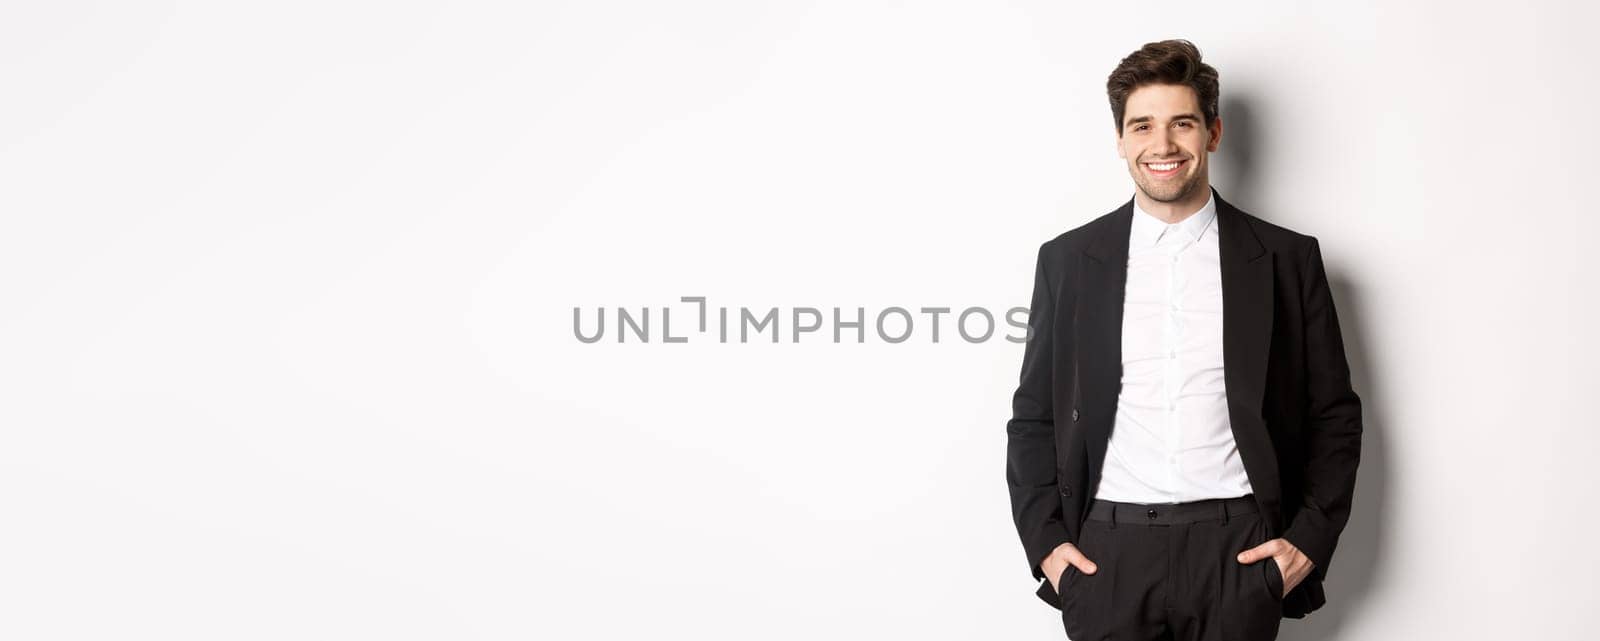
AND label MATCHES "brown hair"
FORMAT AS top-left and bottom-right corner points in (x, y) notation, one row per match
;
(1106, 39), (1219, 133)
